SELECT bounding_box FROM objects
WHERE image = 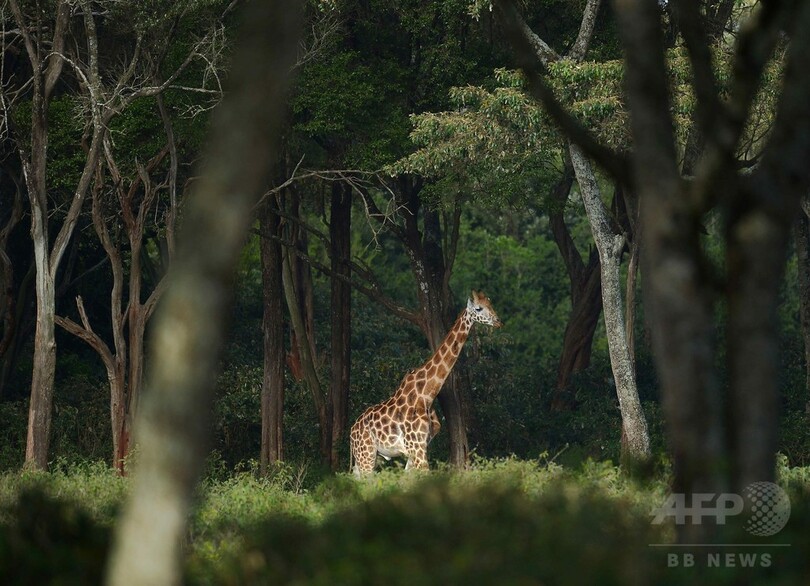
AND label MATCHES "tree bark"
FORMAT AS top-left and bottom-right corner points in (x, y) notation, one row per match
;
(329, 182), (351, 471)
(13, 0), (104, 469)
(570, 143), (650, 461)
(726, 201), (789, 490)
(400, 185), (469, 468)
(547, 160), (603, 410)
(260, 196), (285, 471)
(283, 248), (332, 467)
(106, 1), (300, 583)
